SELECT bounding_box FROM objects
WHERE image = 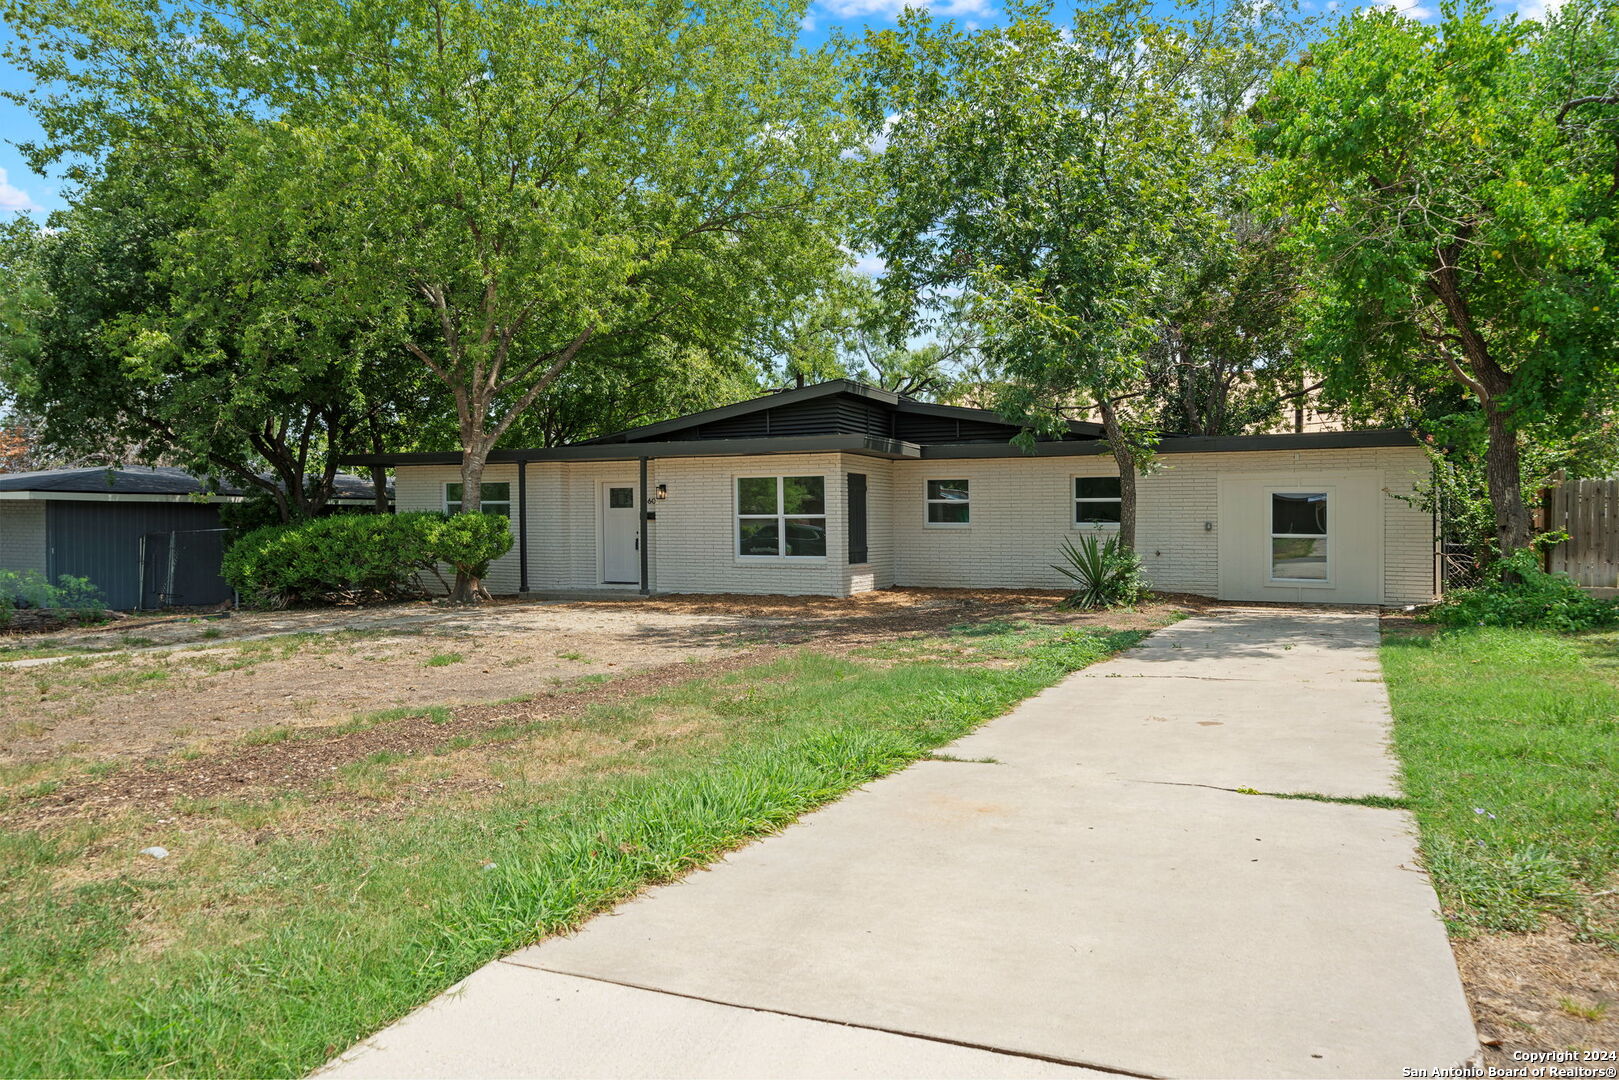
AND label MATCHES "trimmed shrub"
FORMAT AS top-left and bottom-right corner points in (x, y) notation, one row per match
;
(421, 512), (513, 584)
(1051, 532), (1147, 610)
(222, 512), (511, 607)
(1428, 548), (1619, 633)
